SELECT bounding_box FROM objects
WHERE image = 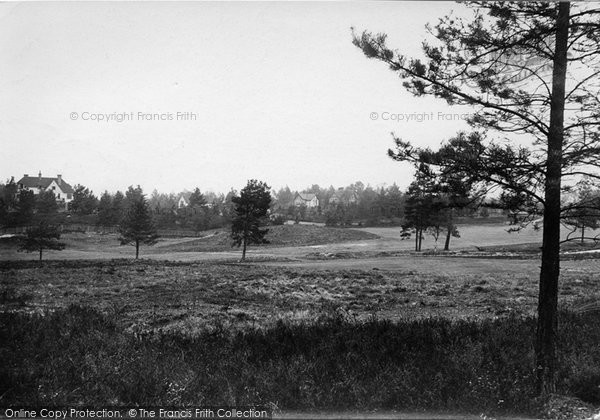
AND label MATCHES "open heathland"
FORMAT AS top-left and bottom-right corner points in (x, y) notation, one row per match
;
(1, 257), (600, 330)
(1, 223), (600, 418)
